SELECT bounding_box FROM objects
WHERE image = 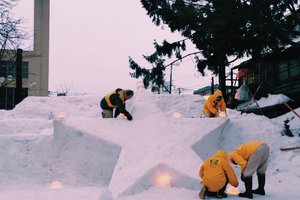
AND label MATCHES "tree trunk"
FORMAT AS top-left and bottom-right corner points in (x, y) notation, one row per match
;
(218, 64), (227, 100)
